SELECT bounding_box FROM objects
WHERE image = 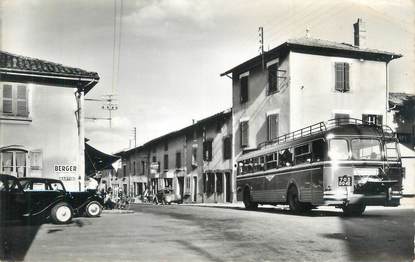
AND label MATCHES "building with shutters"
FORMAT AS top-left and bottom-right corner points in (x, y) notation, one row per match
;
(221, 19), (401, 184)
(117, 109), (232, 203)
(0, 51), (99, 191)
